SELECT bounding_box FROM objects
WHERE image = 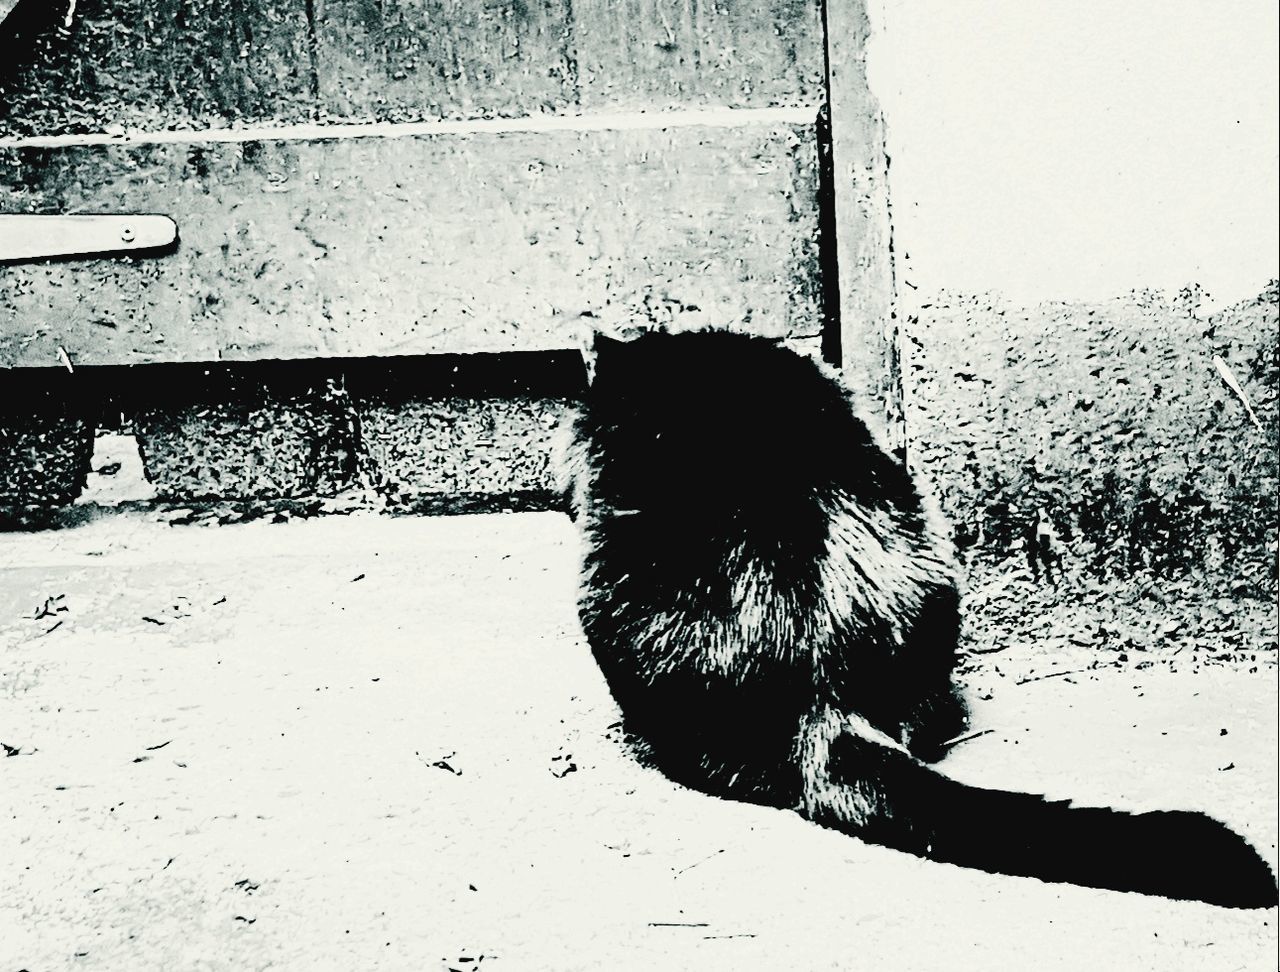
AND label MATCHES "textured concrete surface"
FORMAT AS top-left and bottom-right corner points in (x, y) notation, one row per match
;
(0, 411), (92, 510)
(0, 122), (822, 371)
(1, 510), (1275, 971)
(0, 372), (94, 510)
(0, 0), (824, 136)
(904, 285), (1279, 591)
